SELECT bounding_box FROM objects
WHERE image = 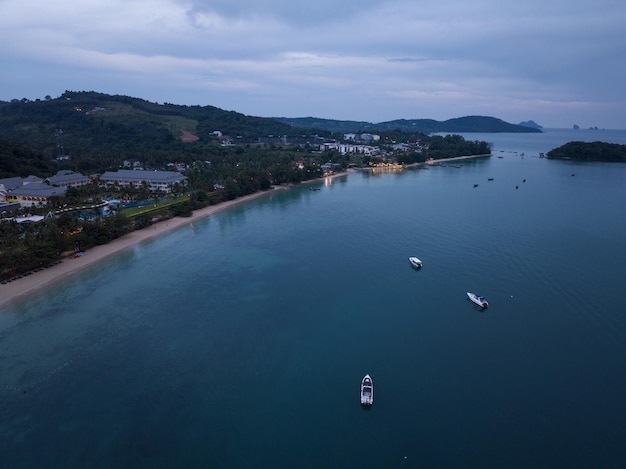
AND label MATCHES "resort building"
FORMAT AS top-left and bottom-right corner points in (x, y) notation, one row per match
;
(22, 175), (44, 184)
(0, 176), (58, 210)
(5, 182), (67, 207)
(99, 169), (188, 193)
(322, 142), (379, 156)
(0, 175), (43, 196)
(45, 170), (91, 188)
(344, 133), (381, 143)
(0, 177), (24, 201)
